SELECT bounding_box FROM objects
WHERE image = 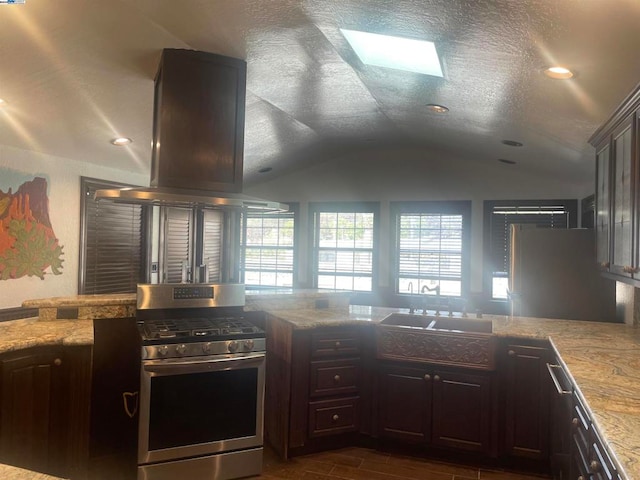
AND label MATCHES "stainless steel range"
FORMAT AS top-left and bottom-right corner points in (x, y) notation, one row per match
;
(136, 283), (265, 480)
